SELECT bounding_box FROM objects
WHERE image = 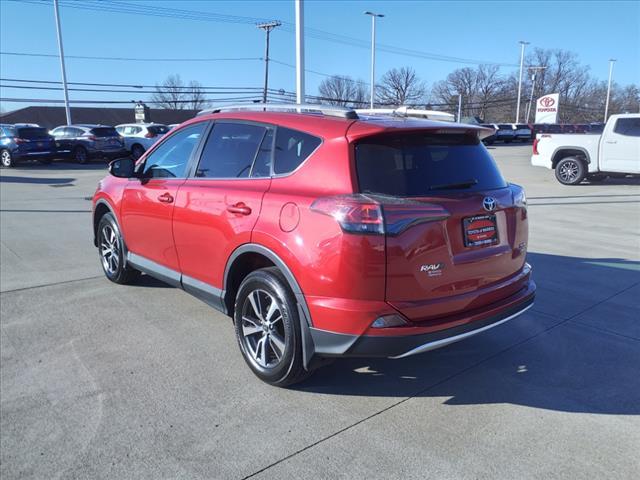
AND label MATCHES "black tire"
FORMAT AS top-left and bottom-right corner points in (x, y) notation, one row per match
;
(233, 267), (310, 387)
(131, 144), (145, 160)
(555, 157), (587, 185)
(97, 212), (140, 284)
(73, 146), (89, 164)
(1, 149), (14, 168)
